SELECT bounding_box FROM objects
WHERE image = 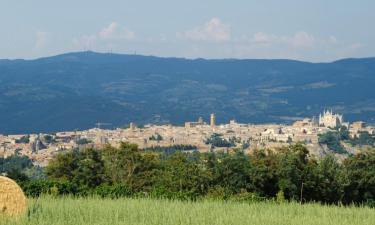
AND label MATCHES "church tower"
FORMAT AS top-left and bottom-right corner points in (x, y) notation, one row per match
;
(210, 113), (216, 128)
